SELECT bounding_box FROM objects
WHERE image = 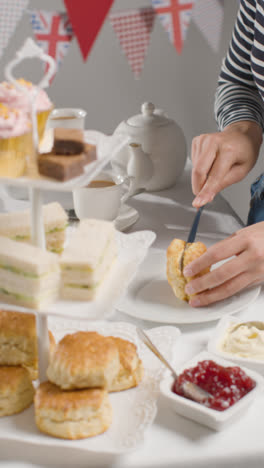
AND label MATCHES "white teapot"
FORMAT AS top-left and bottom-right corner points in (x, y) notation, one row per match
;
(111, 102), (187, 191)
